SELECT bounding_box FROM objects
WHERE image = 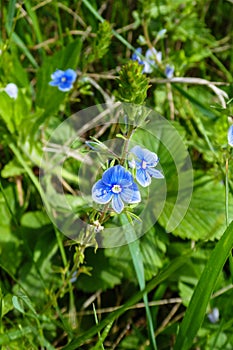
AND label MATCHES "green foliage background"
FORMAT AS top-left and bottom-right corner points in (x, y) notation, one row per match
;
(0, 0), (233, 349)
